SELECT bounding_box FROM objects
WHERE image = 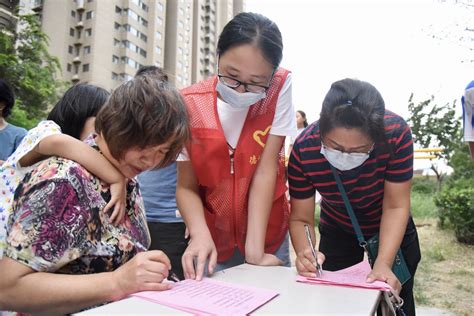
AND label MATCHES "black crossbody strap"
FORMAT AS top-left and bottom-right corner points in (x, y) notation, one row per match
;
(330, 165), (367, 247)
